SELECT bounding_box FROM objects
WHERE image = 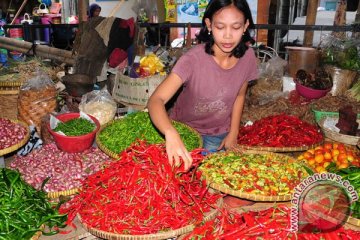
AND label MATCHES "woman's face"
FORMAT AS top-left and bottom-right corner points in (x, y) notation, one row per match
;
(205, 4), (249, 55)
(93, 8), (101, 17)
